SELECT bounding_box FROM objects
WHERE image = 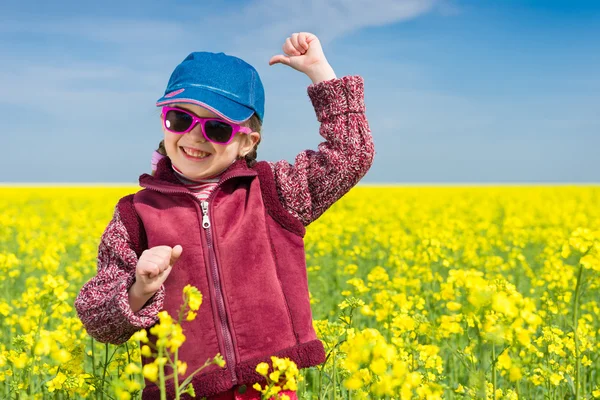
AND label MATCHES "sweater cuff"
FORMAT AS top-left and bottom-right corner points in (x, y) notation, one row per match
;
(113, 276), (163, 342)
(307, 75), (365, 122)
